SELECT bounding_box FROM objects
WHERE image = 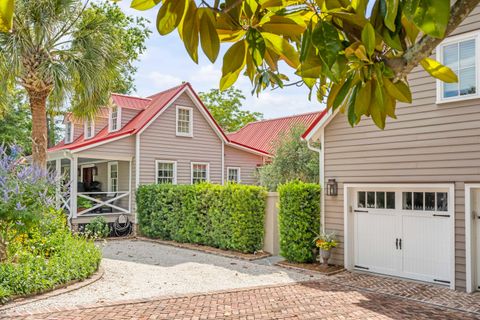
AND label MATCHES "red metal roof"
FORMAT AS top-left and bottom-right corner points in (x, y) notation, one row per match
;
(111, 93), (151, 110)
(227, 111), (325, 154)
(301, 108), (329, 139)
